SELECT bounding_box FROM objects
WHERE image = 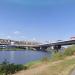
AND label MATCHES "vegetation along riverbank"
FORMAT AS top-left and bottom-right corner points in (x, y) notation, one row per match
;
(1, 45), (75, 75)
